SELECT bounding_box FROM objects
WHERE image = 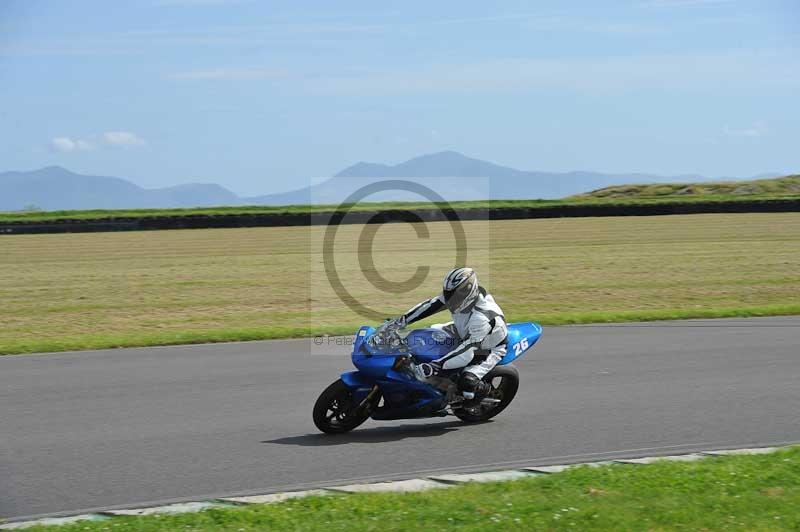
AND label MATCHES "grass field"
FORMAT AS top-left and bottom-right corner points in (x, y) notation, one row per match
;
(1, 212), (799, 354)
(13, 447), (800, 531)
